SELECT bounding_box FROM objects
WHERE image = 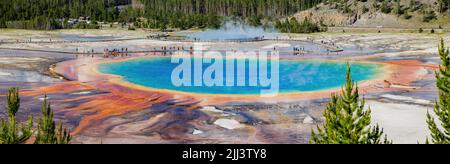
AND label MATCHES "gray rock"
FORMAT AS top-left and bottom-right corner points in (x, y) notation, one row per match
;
(303, 116), (314, 124)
